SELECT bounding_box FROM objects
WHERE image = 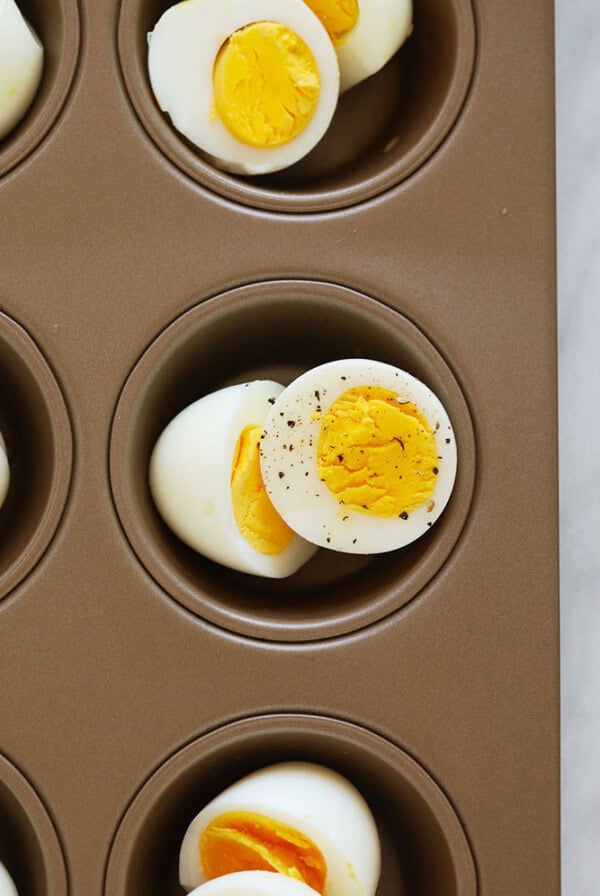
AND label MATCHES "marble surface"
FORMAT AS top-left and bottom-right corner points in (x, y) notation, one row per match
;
(556, 1), (600, 893)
